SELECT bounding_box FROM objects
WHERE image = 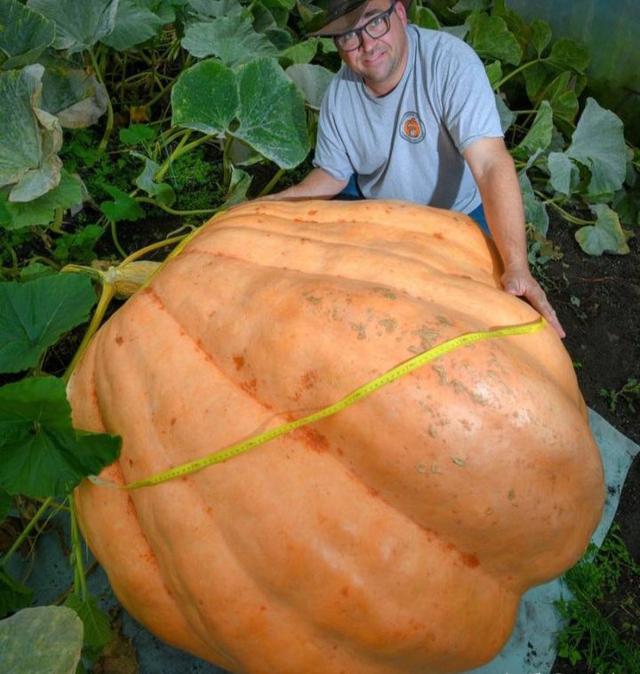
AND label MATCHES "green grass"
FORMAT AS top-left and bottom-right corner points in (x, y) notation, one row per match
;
(554, 525), (640, 673)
